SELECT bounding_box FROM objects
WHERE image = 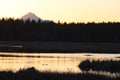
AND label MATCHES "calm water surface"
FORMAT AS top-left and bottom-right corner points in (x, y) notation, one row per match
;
(0, 53), (119, 73)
